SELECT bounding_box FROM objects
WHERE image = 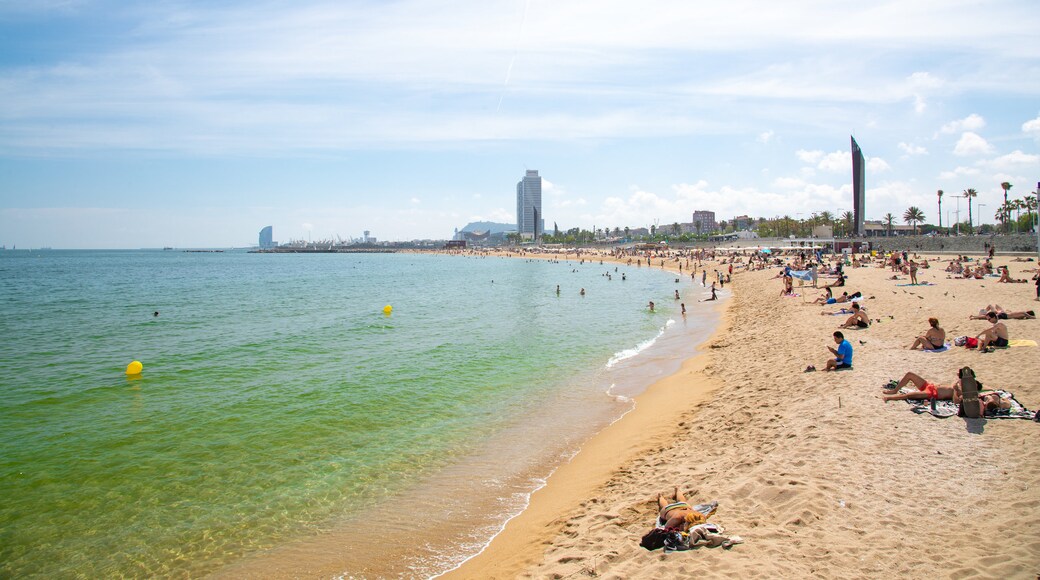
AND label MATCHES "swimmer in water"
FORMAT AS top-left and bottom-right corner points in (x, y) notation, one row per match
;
(648, 301), (655, 312)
